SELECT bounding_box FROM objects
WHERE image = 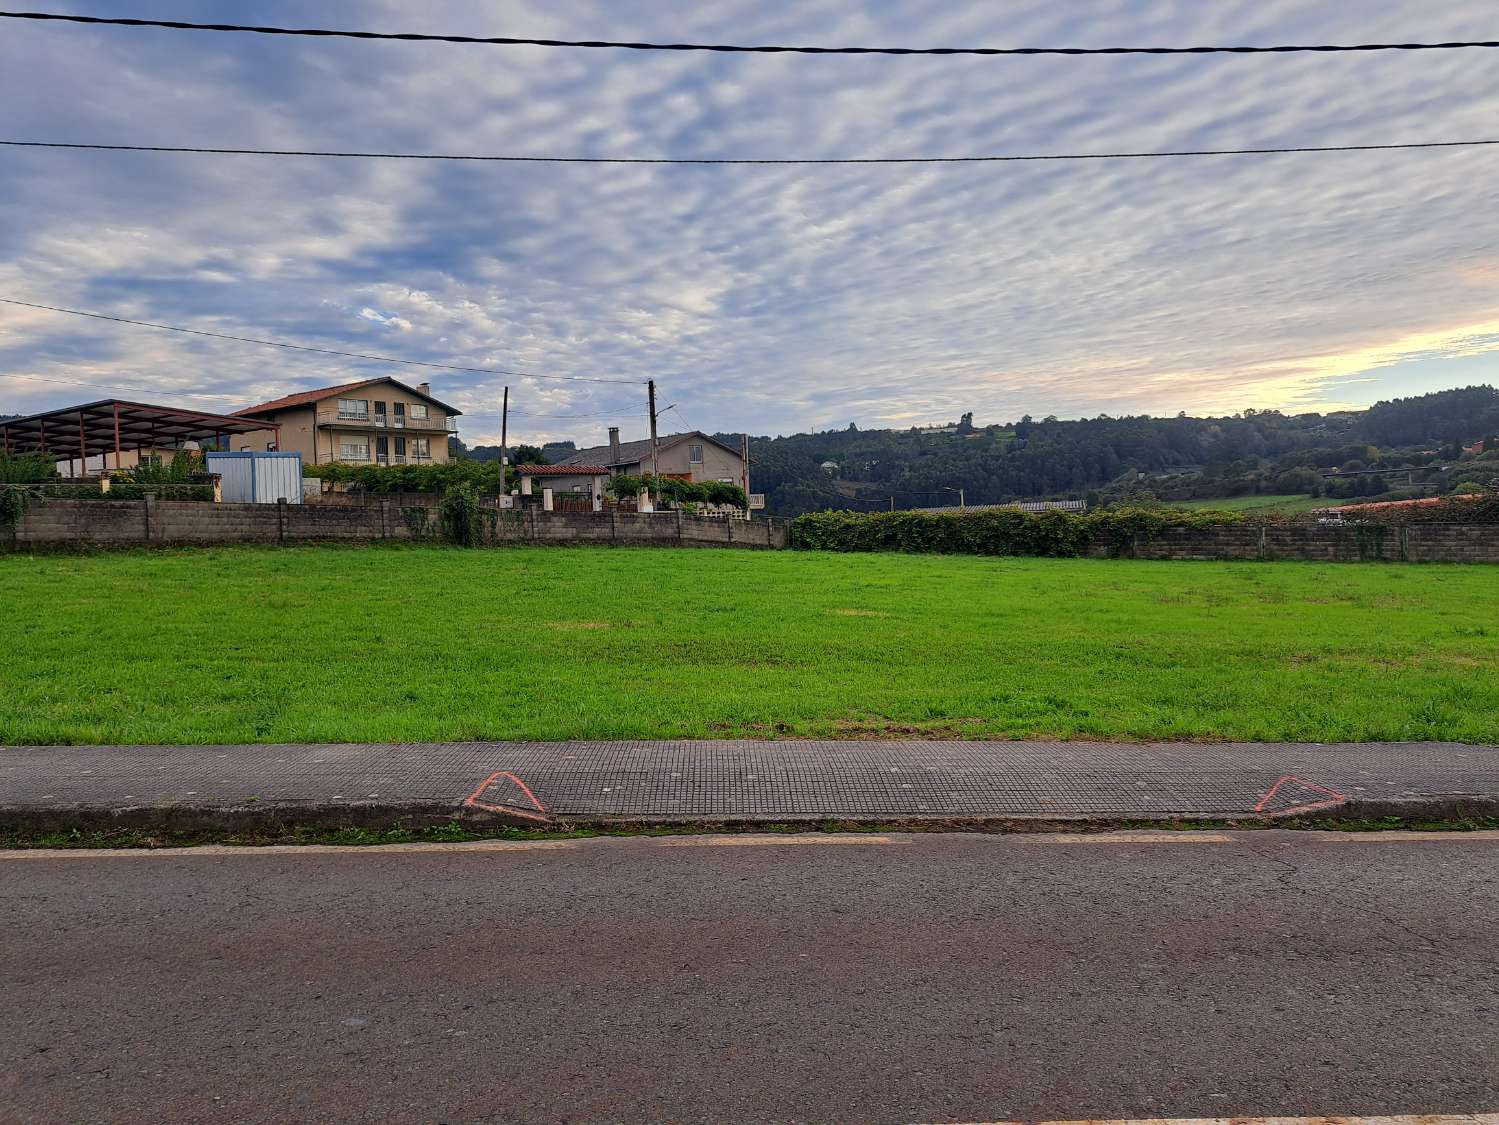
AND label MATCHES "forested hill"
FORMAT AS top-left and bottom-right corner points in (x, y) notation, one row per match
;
(723, 385), (1499, 516)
